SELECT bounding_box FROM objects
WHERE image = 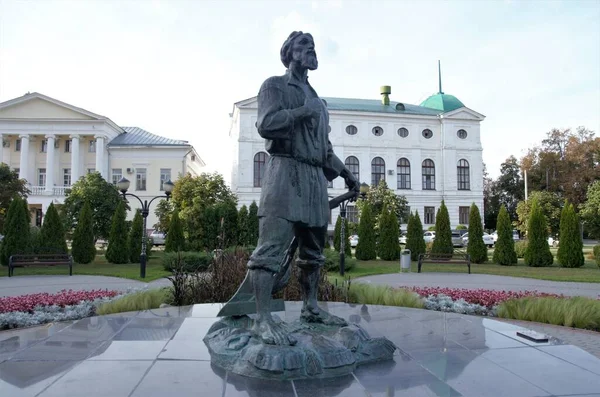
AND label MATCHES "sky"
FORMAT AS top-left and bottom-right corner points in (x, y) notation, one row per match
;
(0, 0), (598, 182)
